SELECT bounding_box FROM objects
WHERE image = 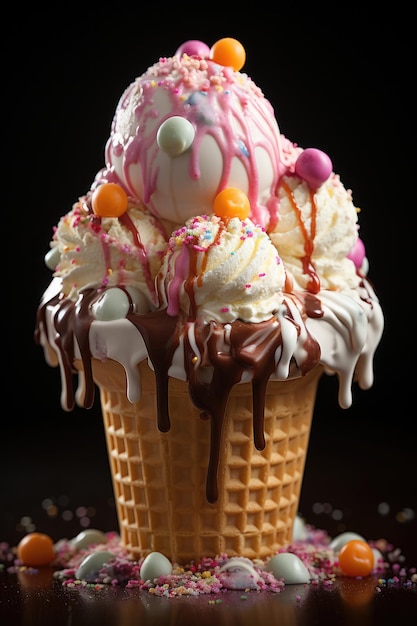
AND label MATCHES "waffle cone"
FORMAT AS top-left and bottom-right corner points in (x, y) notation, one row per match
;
(89, 358), (322, 564)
